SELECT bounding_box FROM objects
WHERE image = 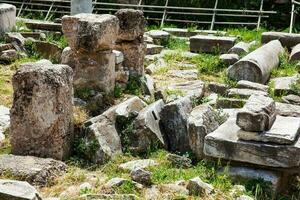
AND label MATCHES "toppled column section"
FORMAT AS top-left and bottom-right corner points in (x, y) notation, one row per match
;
(236, 94), (276, 132)
(261, 31), (300, 49)
(227, 40), (284, 84)
(62, 14), (119, 94)
(10, 60), (74, 160)
(0, 4), (16, 36)
(115, 9), (146, 76)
